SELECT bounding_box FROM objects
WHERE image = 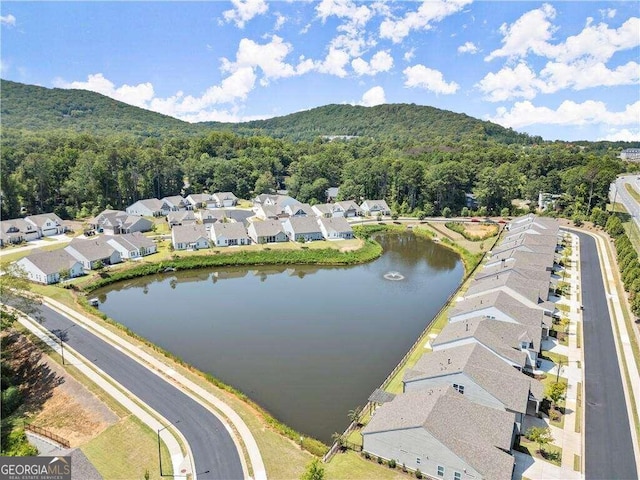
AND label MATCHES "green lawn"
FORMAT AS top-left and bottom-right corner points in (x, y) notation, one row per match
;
(625, 183), (640, 203)
(81, 416), (172, 480)
(0, 243), (67, 263)
(326, 451), (408, 480)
